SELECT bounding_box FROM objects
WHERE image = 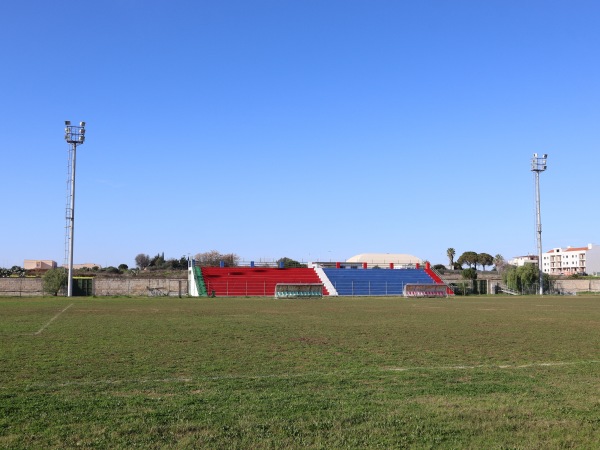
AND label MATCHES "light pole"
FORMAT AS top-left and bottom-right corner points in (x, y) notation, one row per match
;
(531, 153), (547, 295)
(64, 121), (86, 297)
